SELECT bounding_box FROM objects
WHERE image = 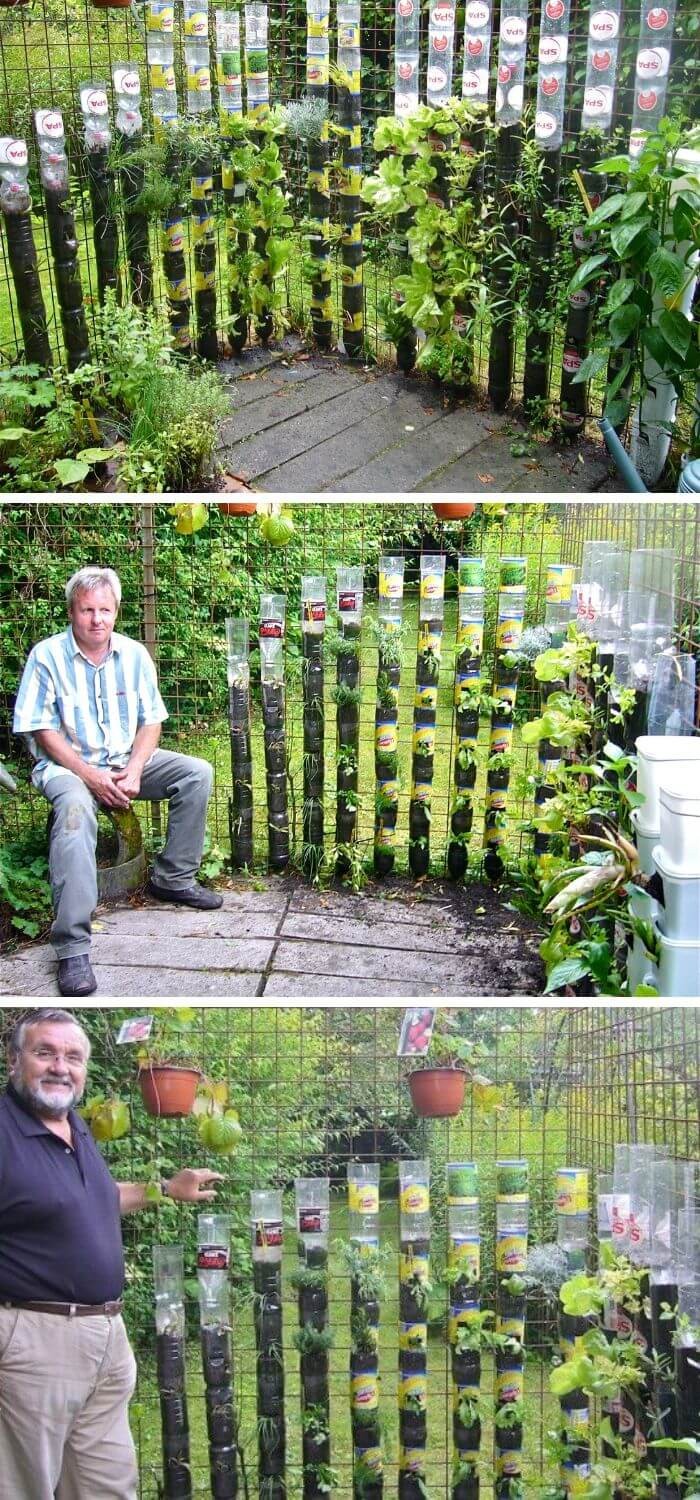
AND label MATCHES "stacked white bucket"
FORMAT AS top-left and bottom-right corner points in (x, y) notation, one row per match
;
(630, 736), (700, 997)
